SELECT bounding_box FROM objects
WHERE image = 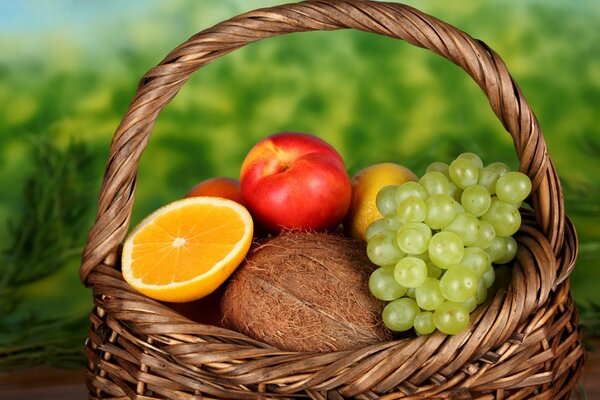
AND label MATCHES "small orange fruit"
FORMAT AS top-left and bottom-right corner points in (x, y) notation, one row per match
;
(345, 163), (417, 241)
(186, 177), (245, 206)
(122, 197), (253, 303)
